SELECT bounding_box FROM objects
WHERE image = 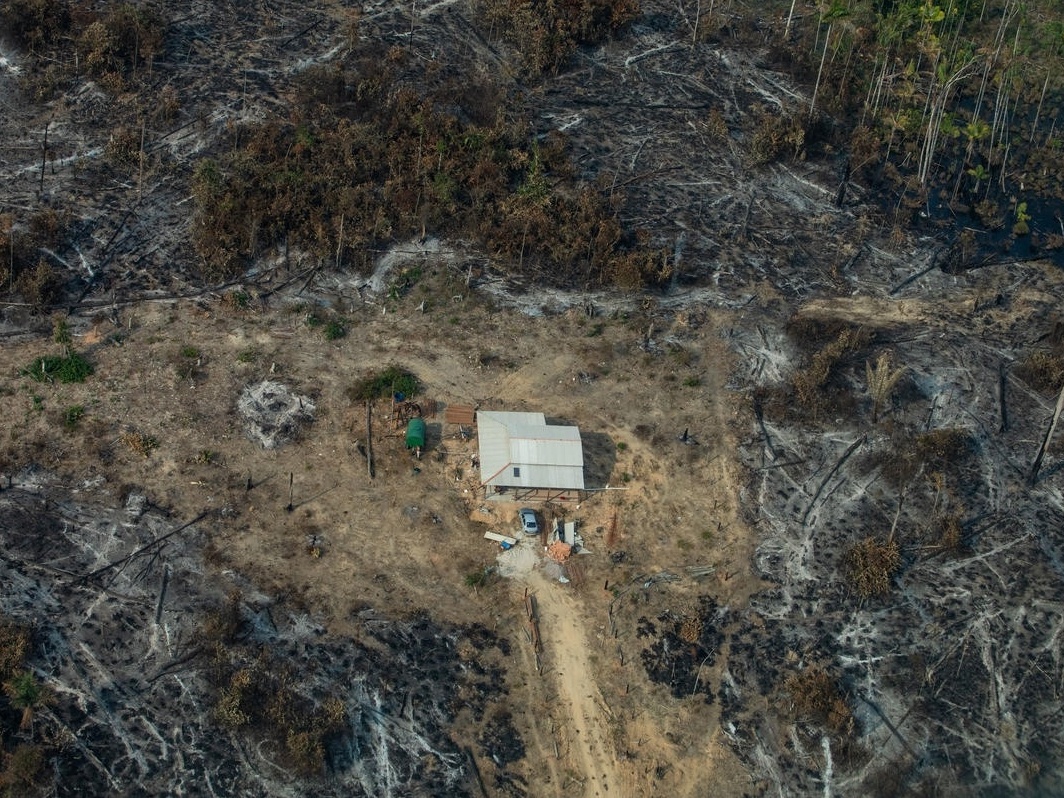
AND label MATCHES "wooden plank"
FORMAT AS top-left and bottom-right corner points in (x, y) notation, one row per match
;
(484, 531), (518, 545)
(444, 404), (476, 424)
